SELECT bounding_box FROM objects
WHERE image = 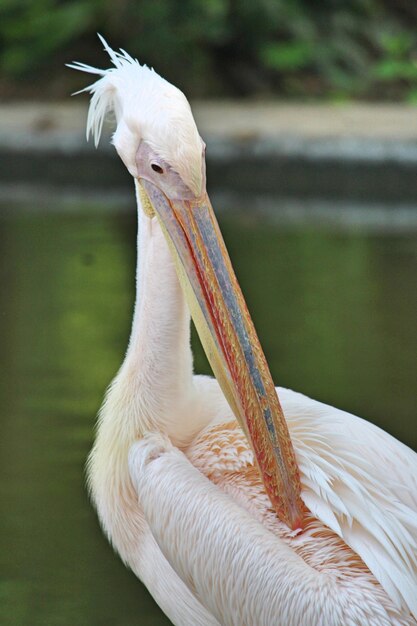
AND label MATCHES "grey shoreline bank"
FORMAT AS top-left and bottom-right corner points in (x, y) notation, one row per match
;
(2, 102), (417, 202)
